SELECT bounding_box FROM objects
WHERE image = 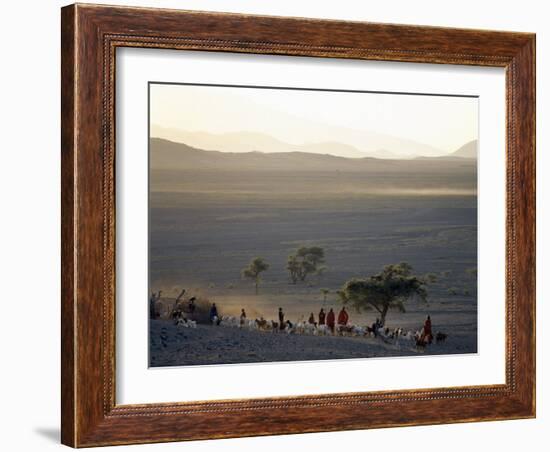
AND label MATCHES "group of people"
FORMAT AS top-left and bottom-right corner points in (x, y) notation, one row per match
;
(259, 306), (351, 333)
(307, 307), (349, 333)
(207, 301), (435, 344)
(209, 304), (351, 333)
